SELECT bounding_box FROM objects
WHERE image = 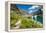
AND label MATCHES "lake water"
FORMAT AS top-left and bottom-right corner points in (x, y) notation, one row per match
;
(33, 16), (43, 24)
